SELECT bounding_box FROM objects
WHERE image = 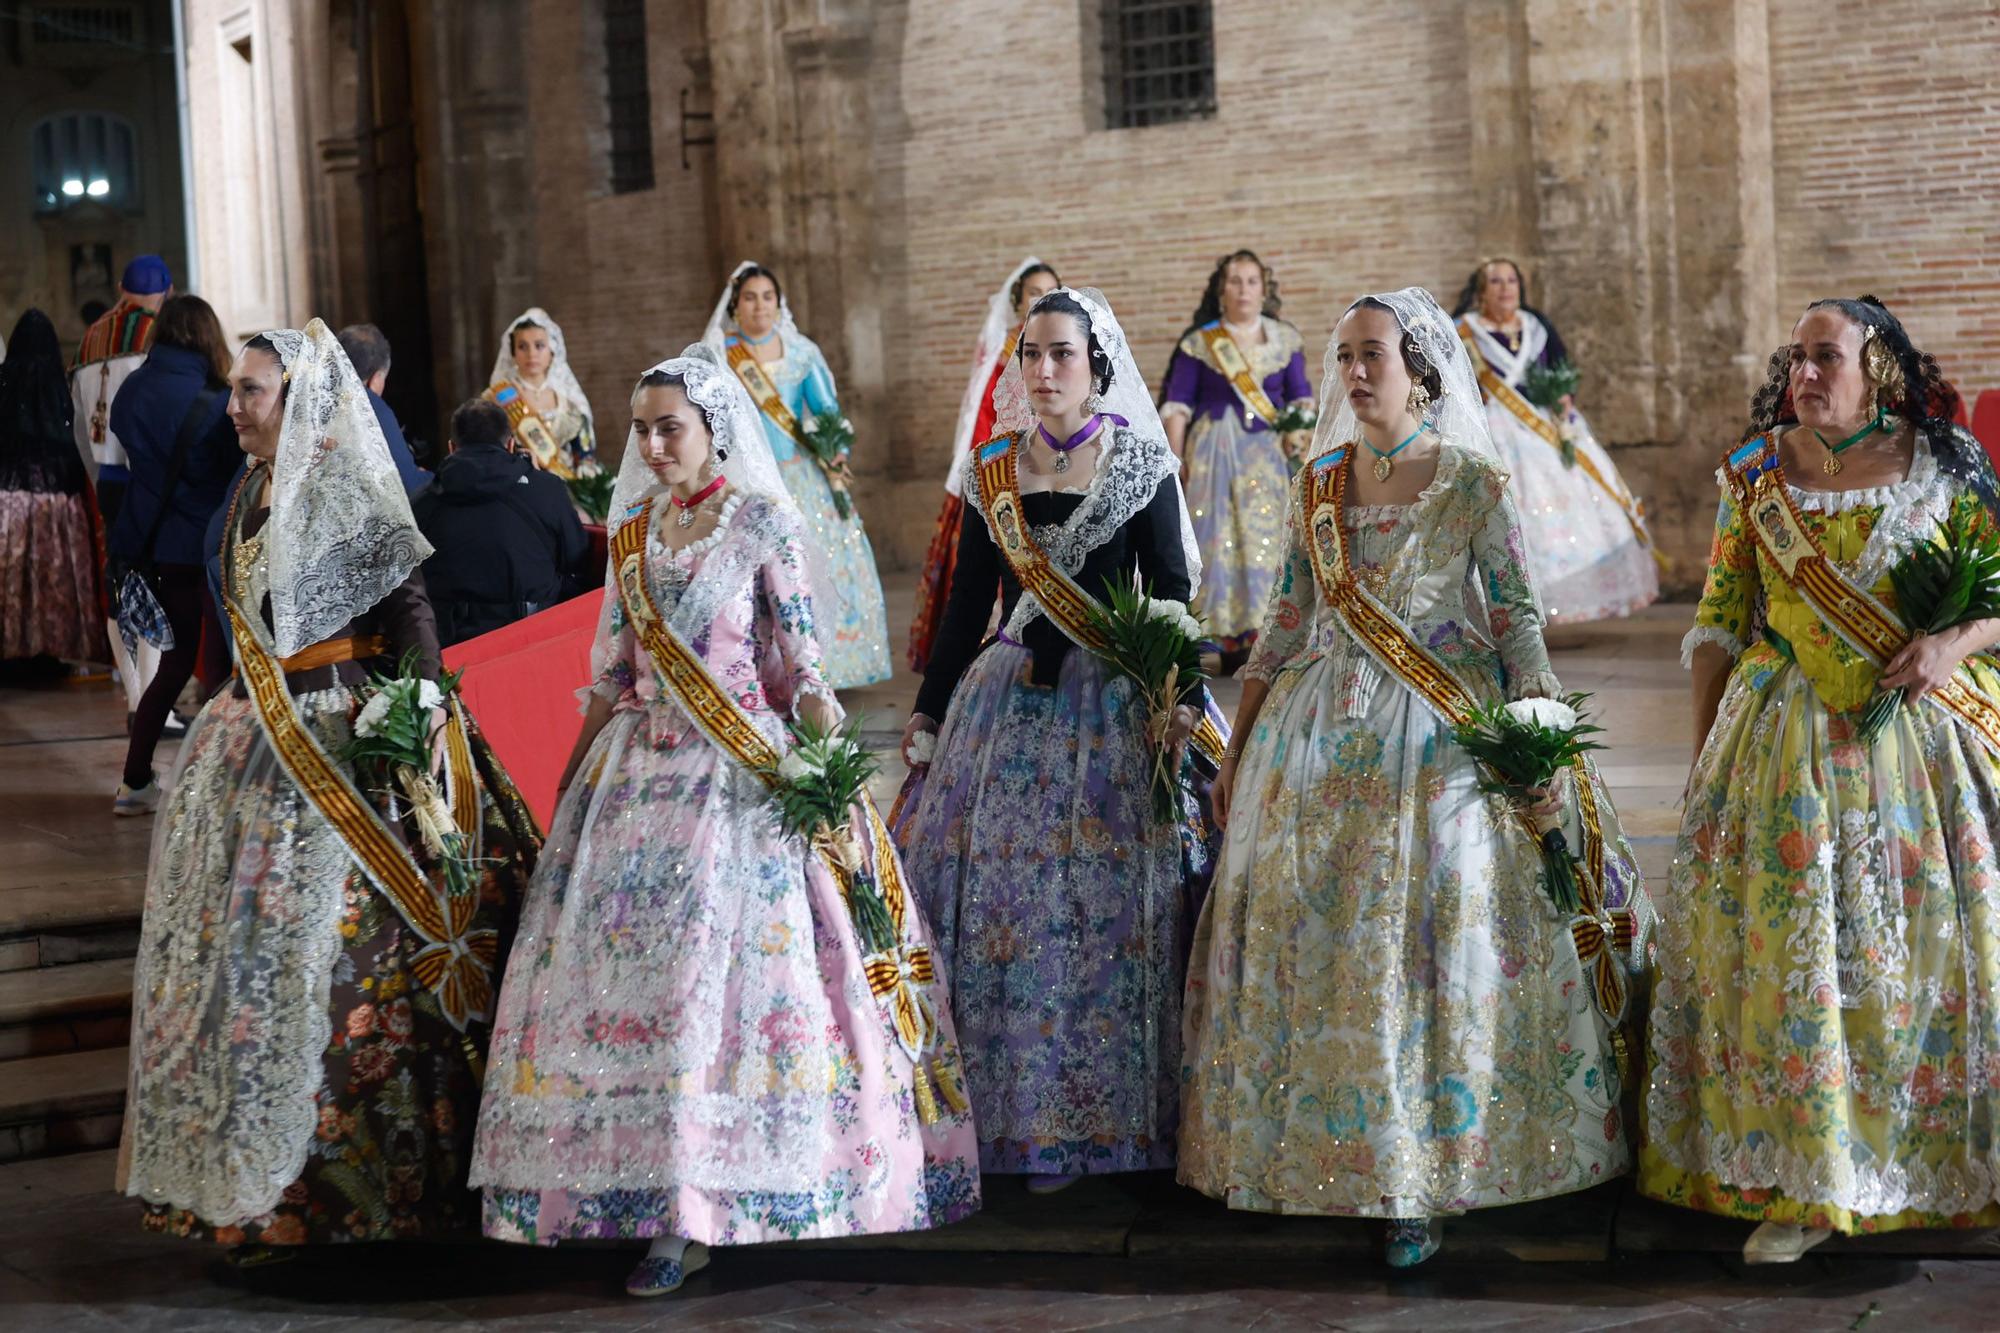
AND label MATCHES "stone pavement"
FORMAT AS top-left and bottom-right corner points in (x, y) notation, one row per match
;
(6, 586), (2000, 1327)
